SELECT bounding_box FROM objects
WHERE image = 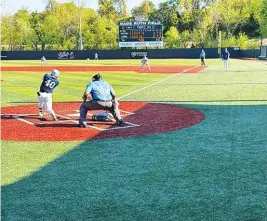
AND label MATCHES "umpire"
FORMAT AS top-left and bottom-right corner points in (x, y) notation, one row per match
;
(77, 73), (124, 128)
(200, 49), (206, 66)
